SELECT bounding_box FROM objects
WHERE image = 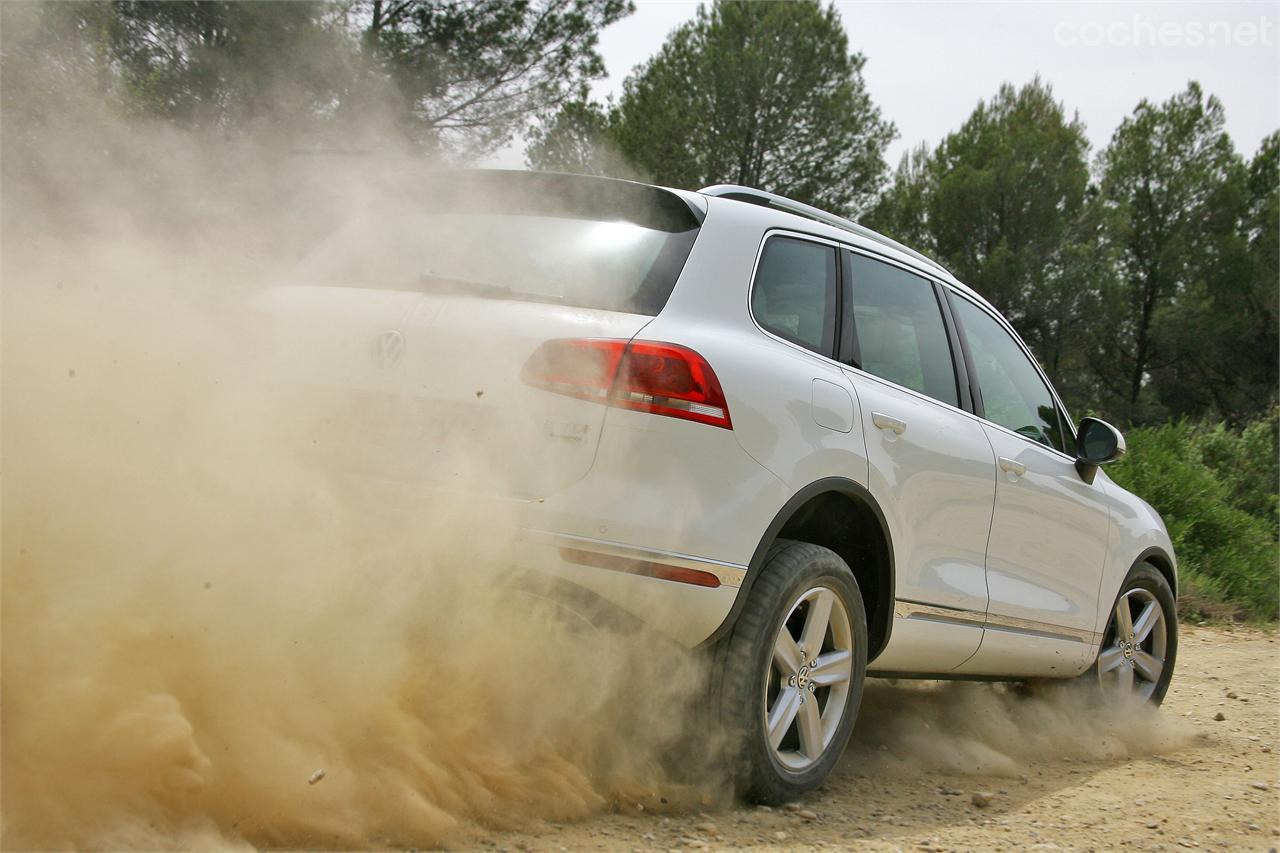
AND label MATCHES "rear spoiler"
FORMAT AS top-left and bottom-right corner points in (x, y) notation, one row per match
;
(416, 169), (703, 234)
